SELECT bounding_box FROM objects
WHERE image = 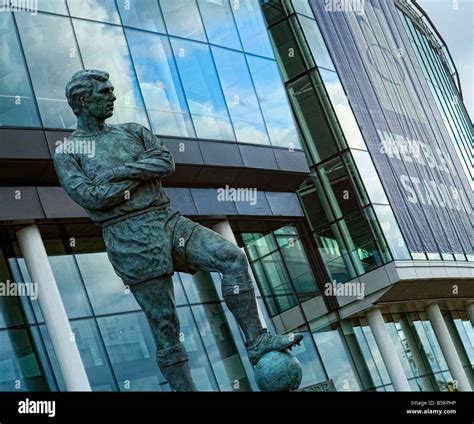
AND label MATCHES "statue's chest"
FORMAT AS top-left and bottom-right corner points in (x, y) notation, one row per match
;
(75, 135), (144, 178)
